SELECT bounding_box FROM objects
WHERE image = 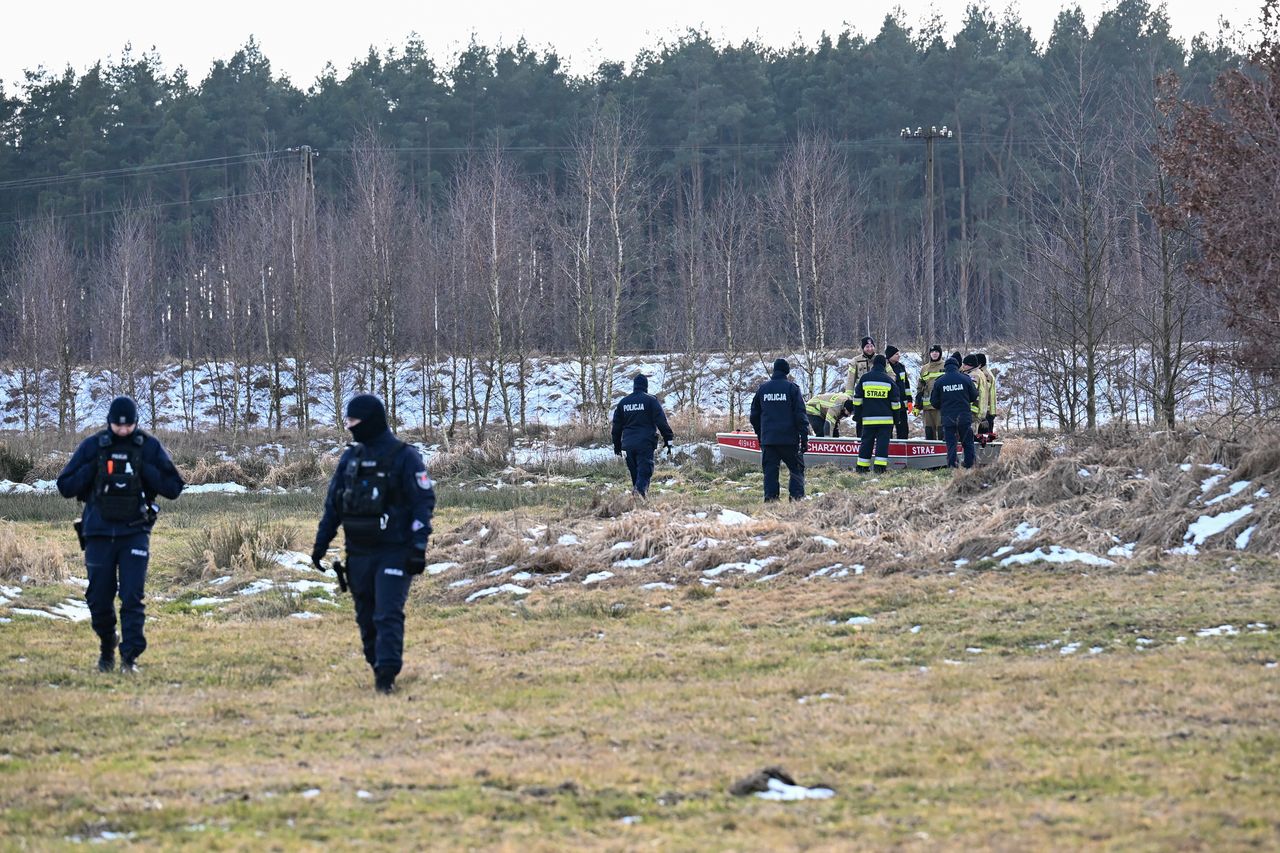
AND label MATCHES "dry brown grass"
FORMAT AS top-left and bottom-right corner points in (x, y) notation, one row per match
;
(181, 457), (251, 487)
(0, 521), (70, 582)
